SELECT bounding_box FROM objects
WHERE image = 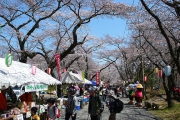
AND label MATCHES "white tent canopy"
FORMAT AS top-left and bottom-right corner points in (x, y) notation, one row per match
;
(0, 58), (61, 89)
(70, 72), (92, 84)
(61, 71), (83, 84)
(83, 79), (92, 84)
(61, 71), (92, 84)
